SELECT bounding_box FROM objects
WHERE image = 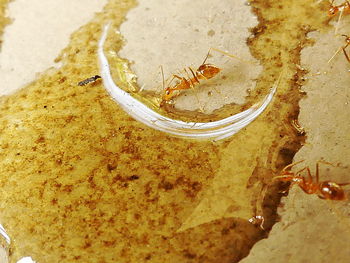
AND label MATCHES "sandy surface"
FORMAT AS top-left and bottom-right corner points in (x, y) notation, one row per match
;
(119, 0), (262, 113)
(0, 0), (107, 96)
(241, 18), (350, 263)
